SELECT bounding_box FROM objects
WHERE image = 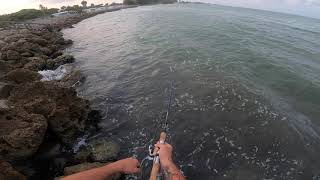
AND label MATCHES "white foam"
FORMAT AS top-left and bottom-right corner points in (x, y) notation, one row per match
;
(38, 65), (67, 81)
